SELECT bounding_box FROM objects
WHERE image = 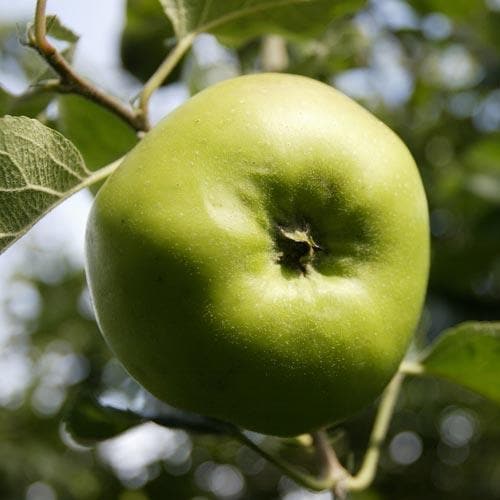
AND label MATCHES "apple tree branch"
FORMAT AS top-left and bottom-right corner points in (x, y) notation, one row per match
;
(29, 0), (149, 132)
